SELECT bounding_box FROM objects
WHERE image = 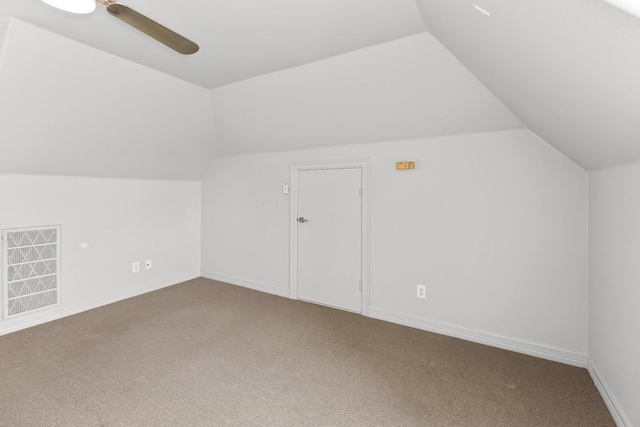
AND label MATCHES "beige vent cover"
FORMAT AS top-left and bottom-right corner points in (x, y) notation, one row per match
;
(2, 226), (61, 319)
